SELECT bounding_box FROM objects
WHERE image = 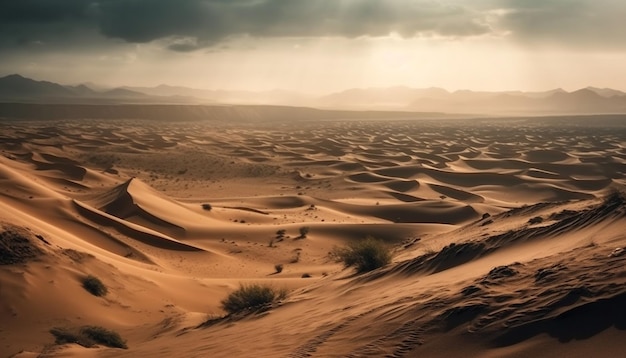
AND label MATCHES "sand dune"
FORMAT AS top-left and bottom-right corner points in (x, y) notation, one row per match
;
(0, 116), (625, 357)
